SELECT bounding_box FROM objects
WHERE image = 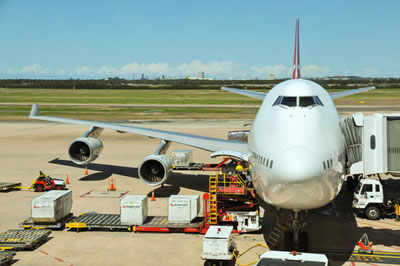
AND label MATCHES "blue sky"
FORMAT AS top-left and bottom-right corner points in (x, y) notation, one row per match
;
(1, 0), (400, 79)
